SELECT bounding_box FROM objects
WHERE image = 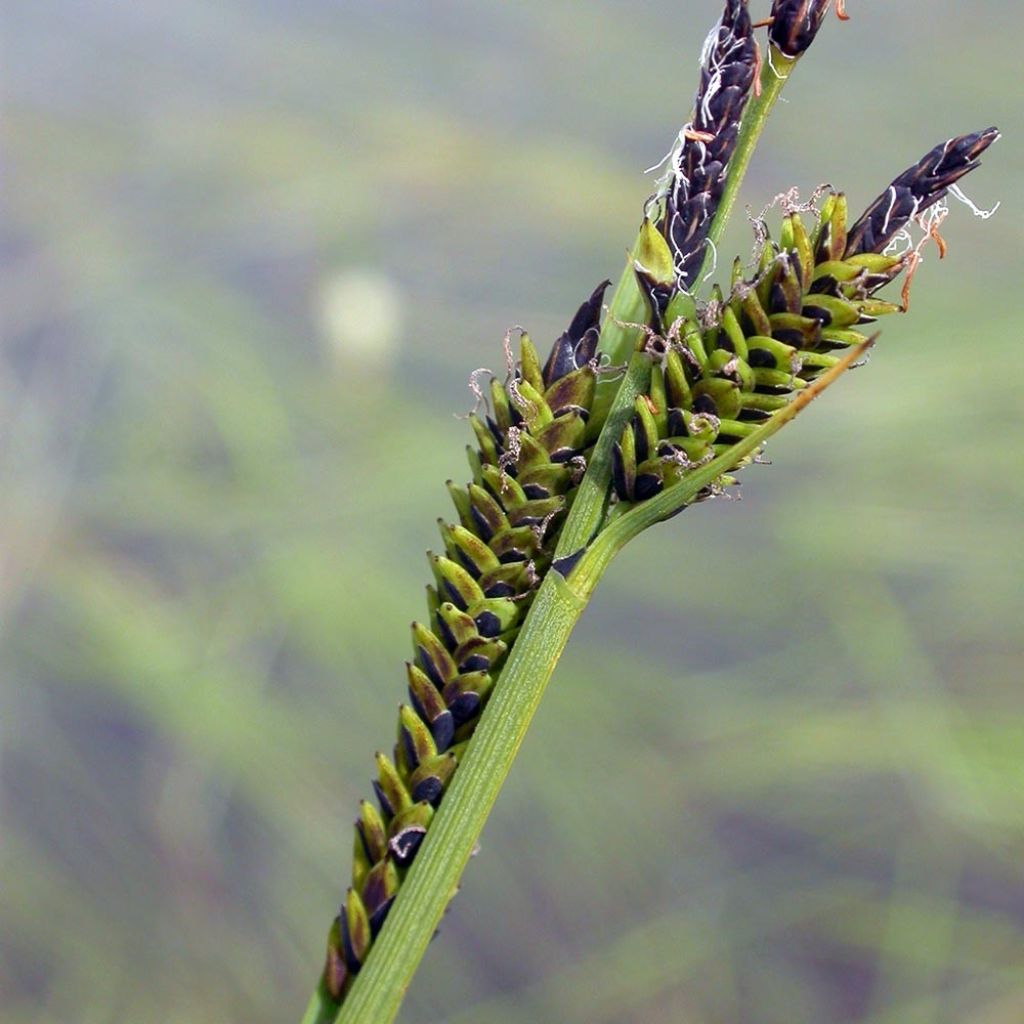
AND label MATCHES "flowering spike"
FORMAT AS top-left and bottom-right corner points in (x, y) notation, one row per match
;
(543, 365), (596, 421)
(356, 799), (388, 866)
(518, 333), (545, 393)
(845, 128), (1000, 256)
(450, 633), (505, 674)
(317, 279), (619, 1002)
(398, 702), (439, 770)
(635, 217), (677, 330)
(433, 601), (479, 647)
(608, 145), (993, 509)
(405, 663), (454, 750)
(314, 10), (999, 1014)
(439, 521), (499, 578)
(409, 750), (459, 806)
(323, 918), (348, 1000)
(662, 0), (756, 289)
